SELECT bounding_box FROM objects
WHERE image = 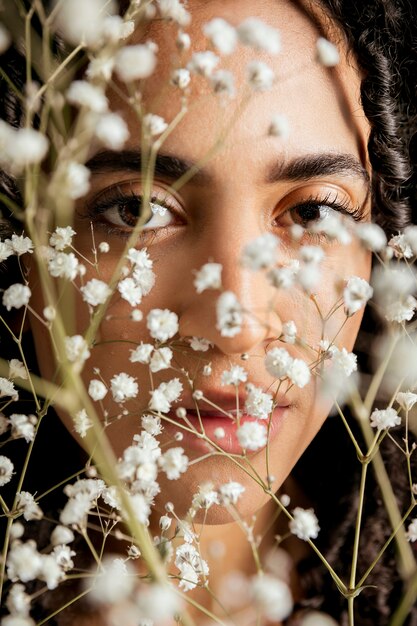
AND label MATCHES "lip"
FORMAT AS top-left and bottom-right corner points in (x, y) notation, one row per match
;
(162, 390), (291, 455)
